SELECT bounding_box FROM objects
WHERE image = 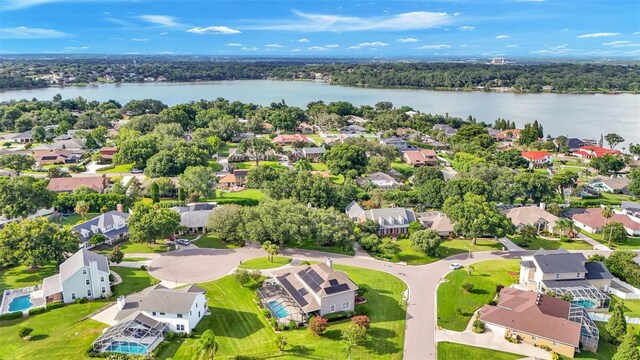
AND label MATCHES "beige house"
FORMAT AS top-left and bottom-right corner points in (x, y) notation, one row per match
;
(505, 205), (559, 233)
(418, 212), (454, 236)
